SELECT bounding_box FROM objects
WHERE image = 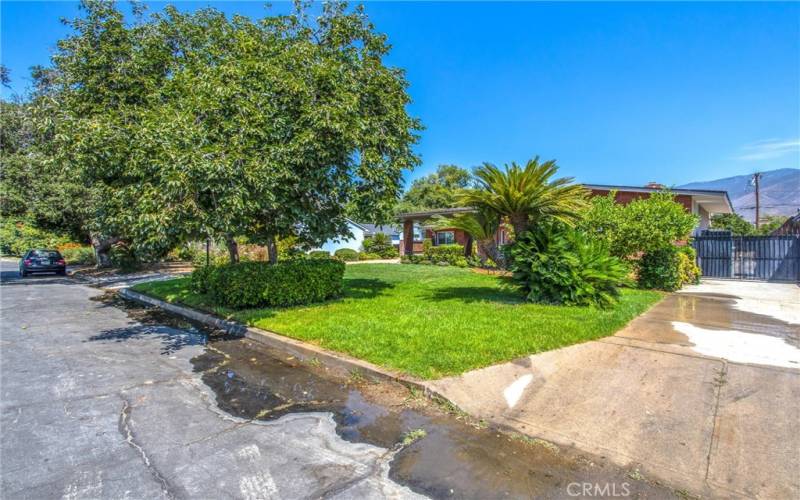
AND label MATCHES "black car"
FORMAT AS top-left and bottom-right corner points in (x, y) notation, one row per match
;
(20, 249), (67, 277)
